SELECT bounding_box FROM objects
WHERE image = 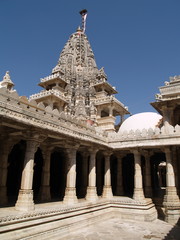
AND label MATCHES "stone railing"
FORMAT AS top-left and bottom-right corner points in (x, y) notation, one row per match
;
(29, 89), (67, 101)
(94, 95), (128, 109)
(108, 124), (180, 142)
(160, 85), (180, 96)
(40, 72), (65, 82)
(0, 87), (108, 145)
